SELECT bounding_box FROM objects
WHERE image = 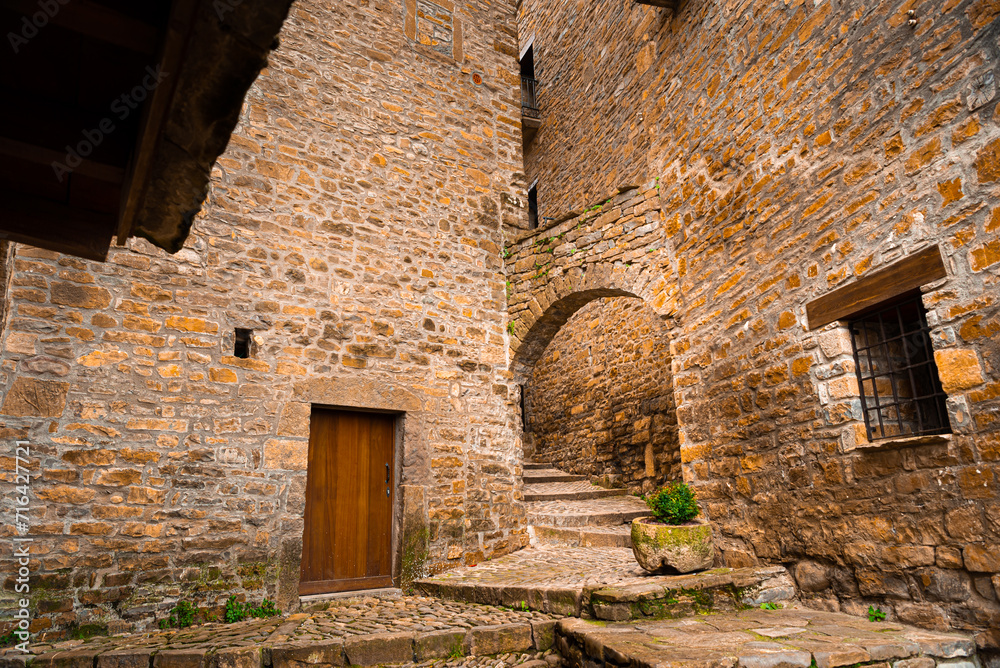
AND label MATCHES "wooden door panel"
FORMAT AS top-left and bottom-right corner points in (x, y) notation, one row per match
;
(300, 409), (395, 595)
